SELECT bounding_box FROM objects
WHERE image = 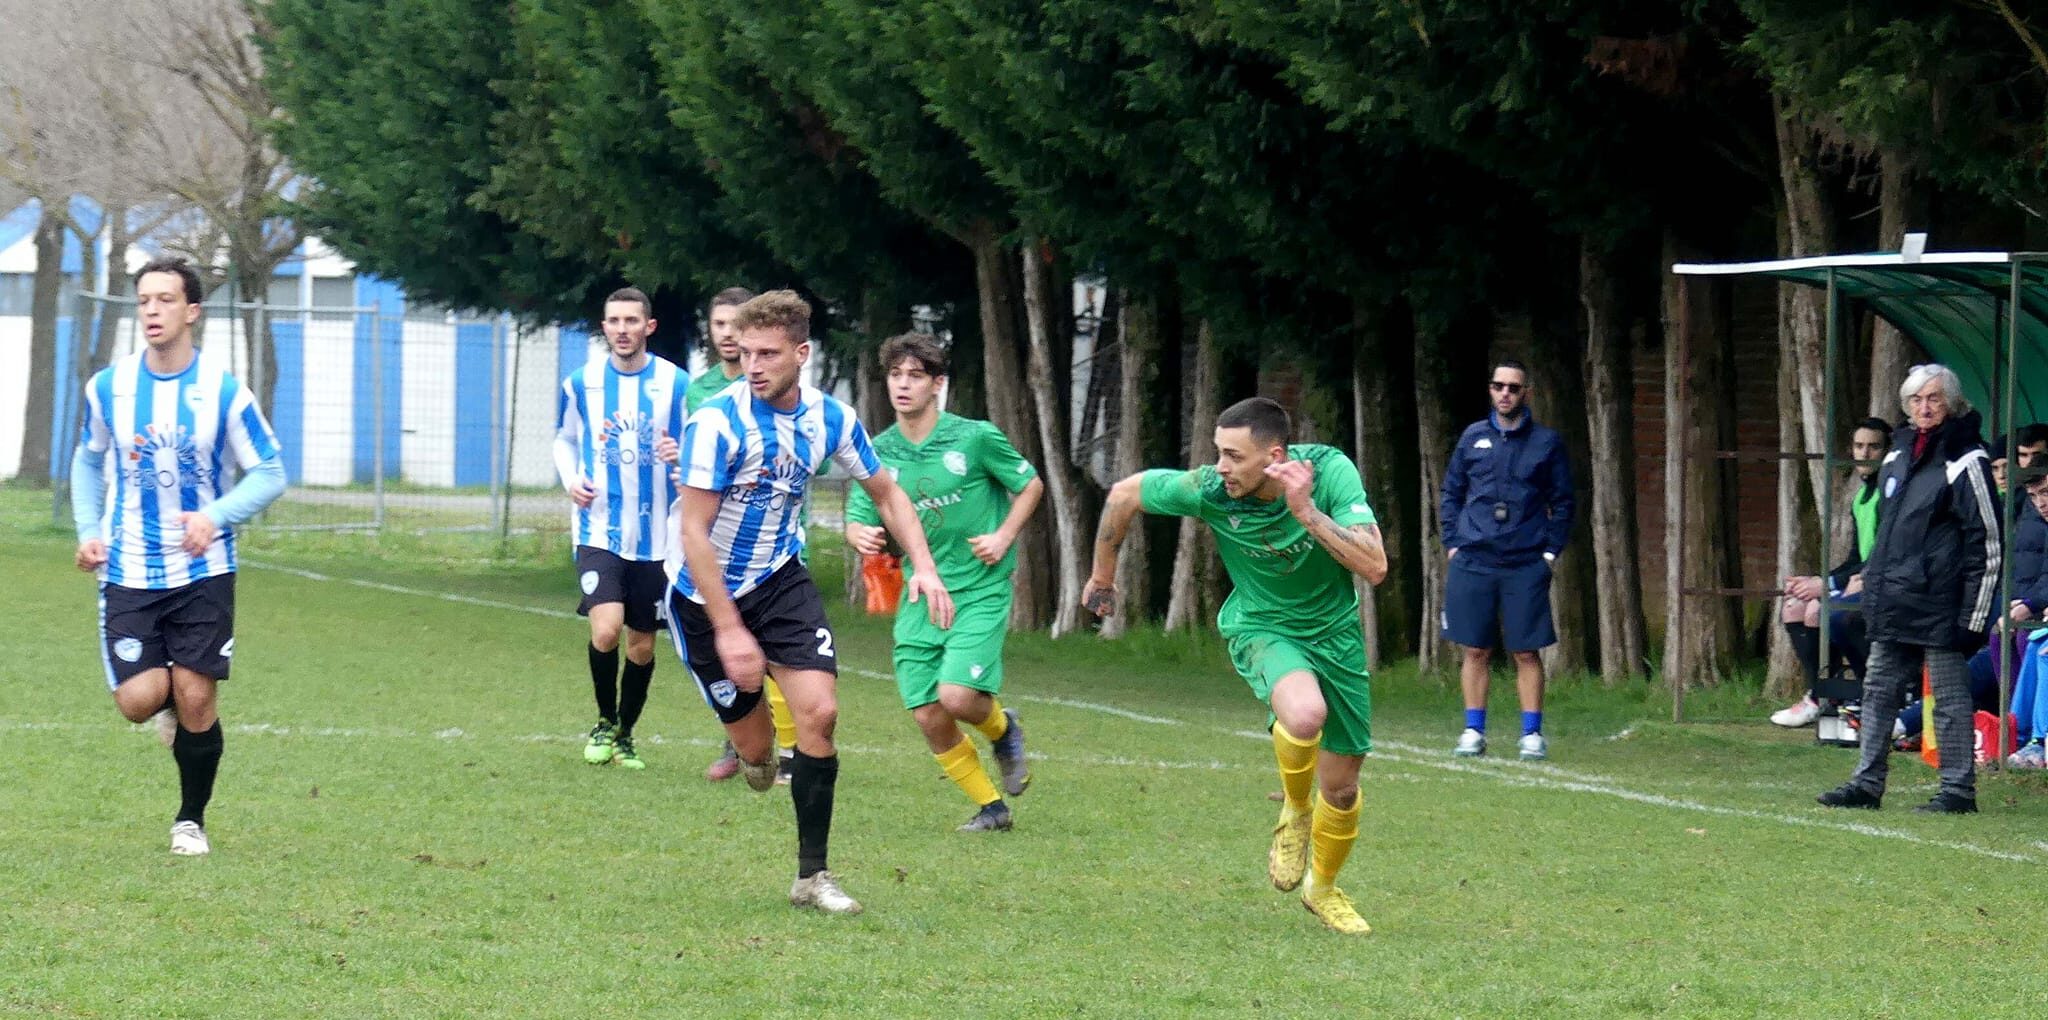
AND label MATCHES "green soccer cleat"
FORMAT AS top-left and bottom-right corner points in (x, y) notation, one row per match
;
(611, 734), (646, 770)
(582, 720), (617, 765)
